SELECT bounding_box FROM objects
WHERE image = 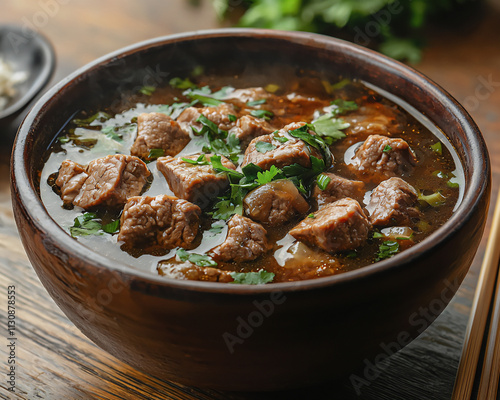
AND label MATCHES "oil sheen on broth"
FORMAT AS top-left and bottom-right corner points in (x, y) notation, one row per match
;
(40, 72), (463, 284)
